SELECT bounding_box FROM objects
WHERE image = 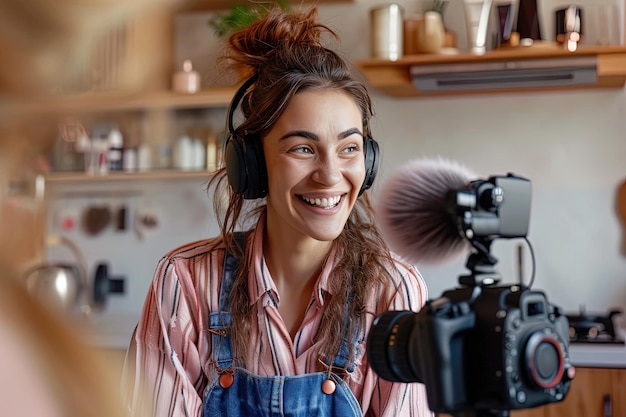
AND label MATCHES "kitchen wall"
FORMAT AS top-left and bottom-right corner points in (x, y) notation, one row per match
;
(43, 0), (626, 351)
(45, 176), (220, 348)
